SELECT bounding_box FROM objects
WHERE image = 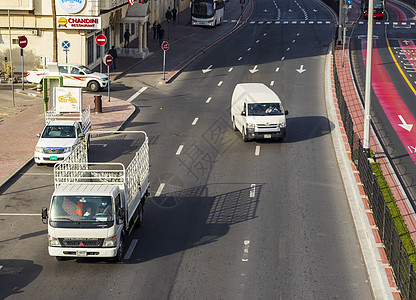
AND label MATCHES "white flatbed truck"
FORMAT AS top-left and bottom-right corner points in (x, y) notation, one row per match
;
(41, 131), (150, 261)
